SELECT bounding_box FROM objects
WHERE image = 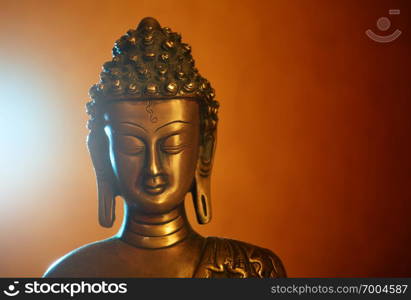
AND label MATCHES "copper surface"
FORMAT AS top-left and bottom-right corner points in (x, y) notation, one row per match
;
(43, 17), (286, 278)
